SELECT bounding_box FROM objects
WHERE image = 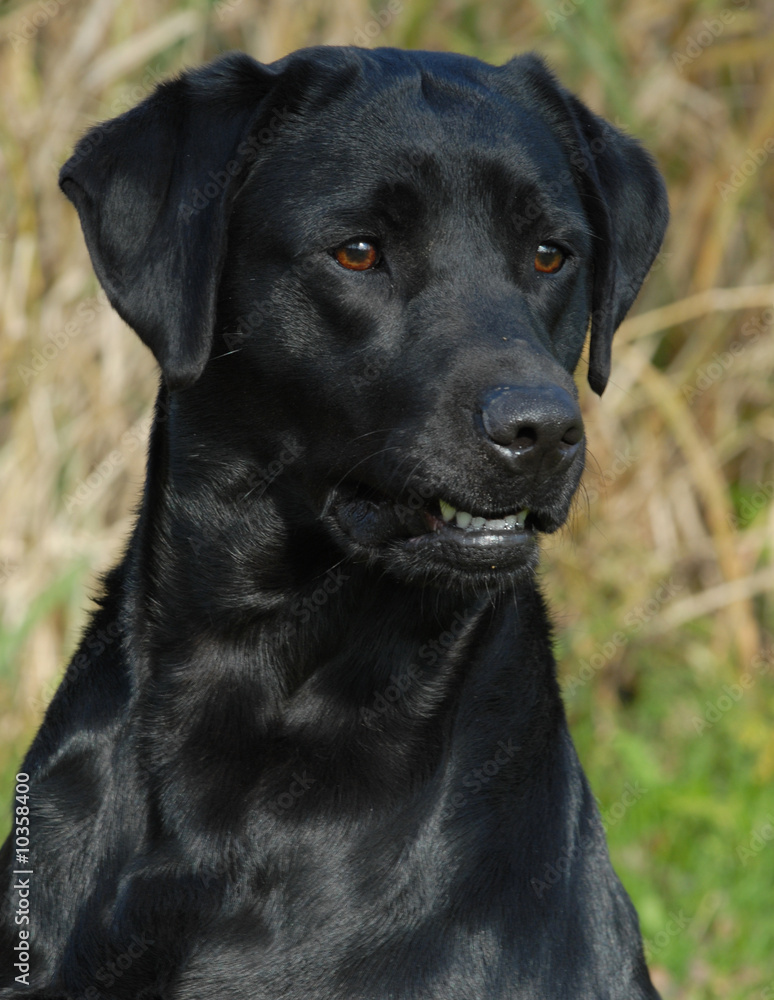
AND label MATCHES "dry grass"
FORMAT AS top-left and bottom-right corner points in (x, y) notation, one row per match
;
(0, 1), (772, 995)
